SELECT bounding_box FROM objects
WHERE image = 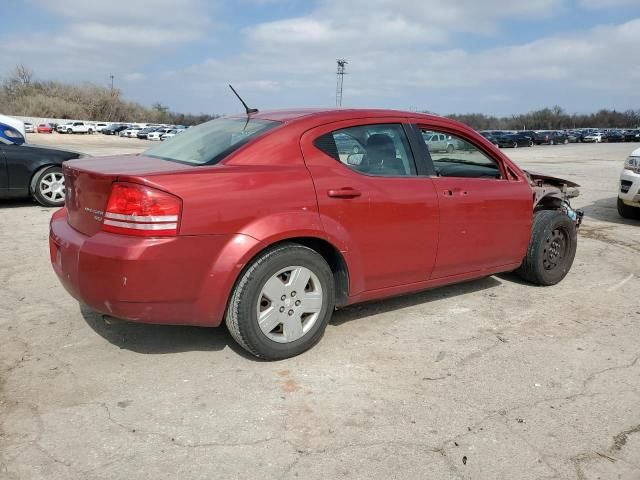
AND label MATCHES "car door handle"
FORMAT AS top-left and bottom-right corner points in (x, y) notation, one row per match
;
(327, 187), (362, 198)
(443, 189), (469, 197)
